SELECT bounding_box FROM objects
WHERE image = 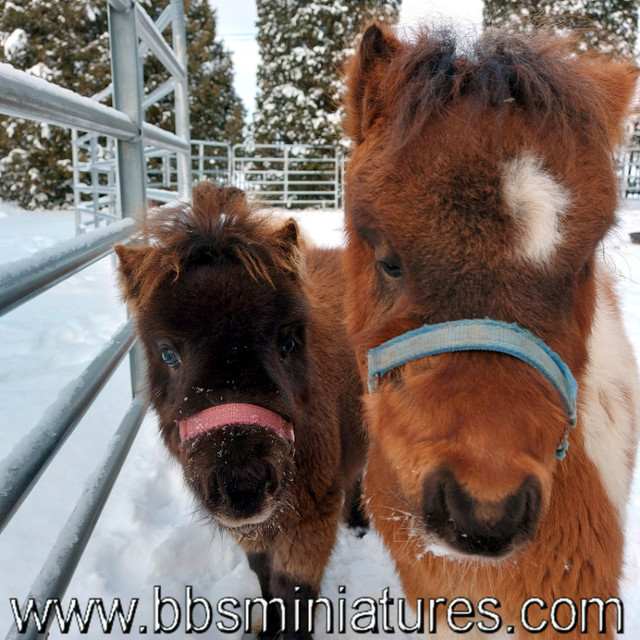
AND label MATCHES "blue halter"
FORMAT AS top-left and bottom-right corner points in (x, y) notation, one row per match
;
(366, 318), (578, 460)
